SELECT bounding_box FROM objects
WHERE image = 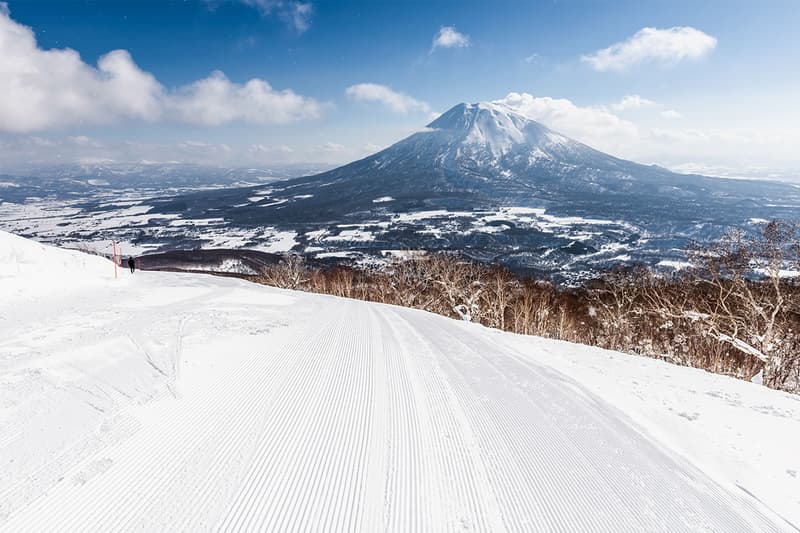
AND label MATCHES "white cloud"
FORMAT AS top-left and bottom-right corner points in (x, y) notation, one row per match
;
(493, 92), (800, 172)
(249, 143), (294, 154)
(169, 71), (323, 125)
(660, 109), (683, 119)
(638, 126), (800, 169)
(0, 6), (323, 132)
(345, 83), (431, 114)
(67, 135), (97, 147)
(223, 1), (313, 32)
(319, 142), (345, 152)
(279, 1), (313, 33)
(495, 92), (639, 149)
(611, 94), (658, 112)
(582, 26), (717, 71)
(431, 26), (470, 51)
(524, 53), (541, 64)
(0, 8), (162, 132)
